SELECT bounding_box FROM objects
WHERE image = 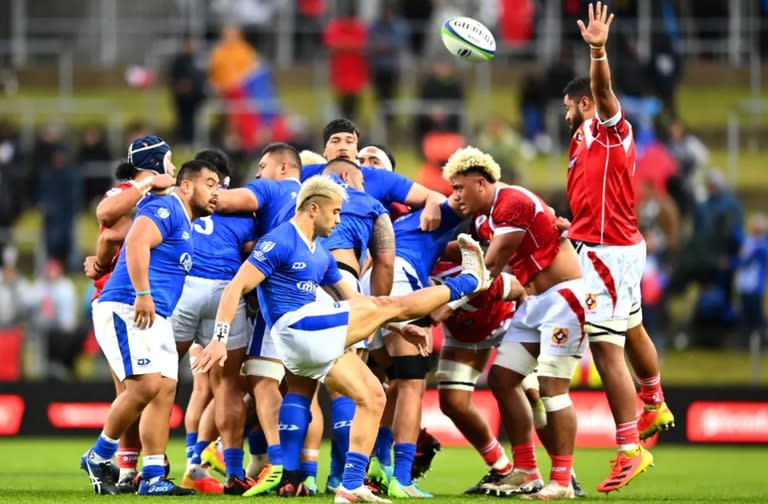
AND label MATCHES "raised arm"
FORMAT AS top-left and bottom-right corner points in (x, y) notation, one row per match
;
(578, 1), (619, 121)
(96, 175), (175, 227)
